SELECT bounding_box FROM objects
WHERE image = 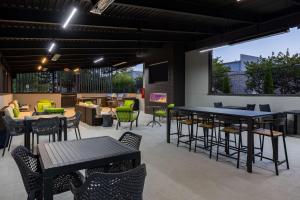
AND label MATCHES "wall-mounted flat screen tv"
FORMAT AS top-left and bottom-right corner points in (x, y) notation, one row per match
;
(148, 61), (168, 84)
